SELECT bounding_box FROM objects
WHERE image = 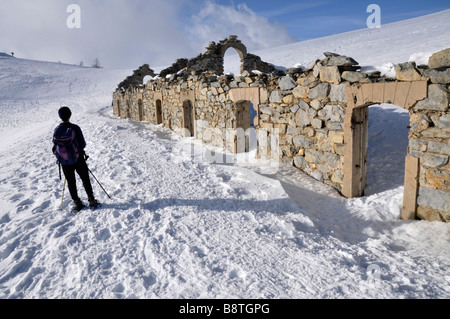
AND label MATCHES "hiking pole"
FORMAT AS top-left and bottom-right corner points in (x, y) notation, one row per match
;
(60, 178), (67, 210)
(83, 154), (112, 200)
(87, 167), (112, 200)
